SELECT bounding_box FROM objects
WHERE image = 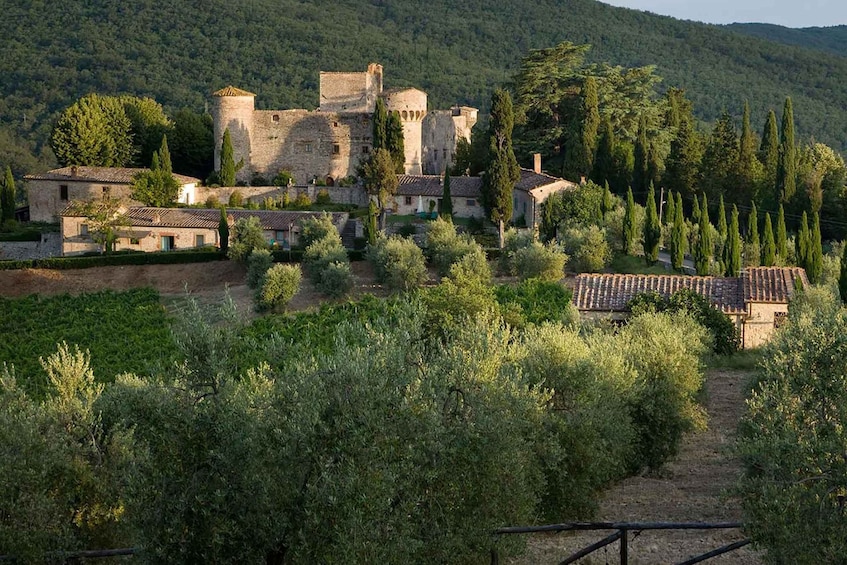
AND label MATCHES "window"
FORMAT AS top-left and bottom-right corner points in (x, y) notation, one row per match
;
(305, 143), (312, 153)
(59, 185), (69, 201)
(362, 145), (370, 154)
(195, 234), (205, 247)
(774, 311), (788, 329)
(332, 144), (340, 155)
(404, 196), (412, 206)
(333, 121), (338, 127)
(272, 114), (280, 122)
(466, 199), (475, 207)
(80, 223), (89, 236)
(130, 238), (140, 245)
